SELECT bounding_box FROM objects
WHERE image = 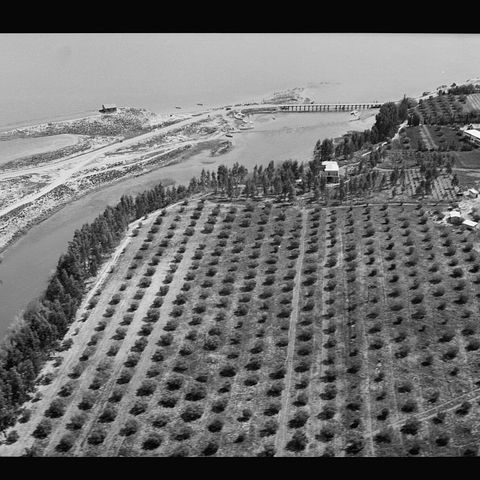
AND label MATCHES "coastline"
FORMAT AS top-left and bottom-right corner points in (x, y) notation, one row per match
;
(0, 138), (222, 257)
(0, 159), (178, 257)
(0, 78), (467, 260)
